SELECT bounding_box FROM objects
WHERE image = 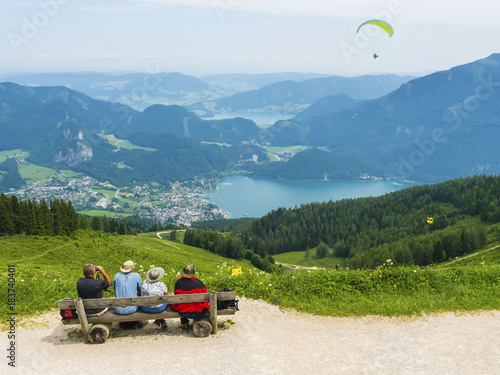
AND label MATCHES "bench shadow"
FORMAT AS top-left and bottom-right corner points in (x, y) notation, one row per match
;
(42, 320), (204, 346)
